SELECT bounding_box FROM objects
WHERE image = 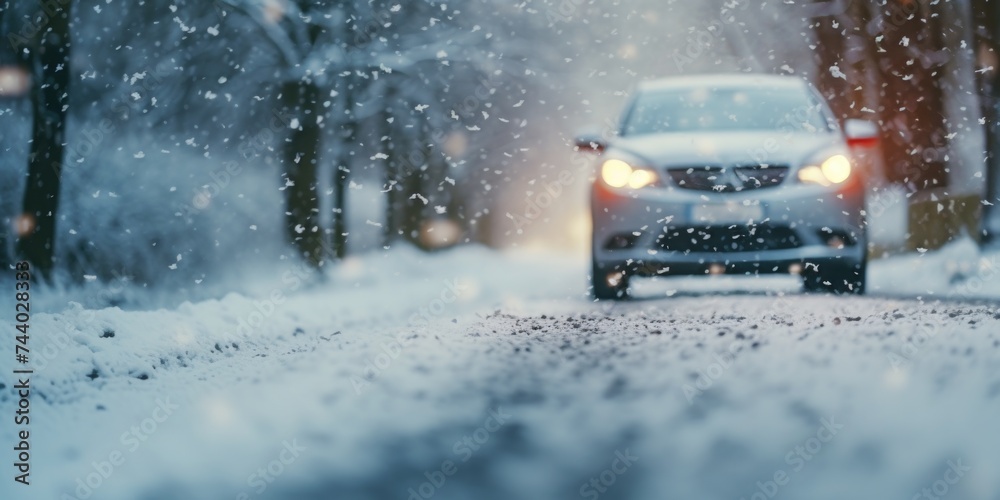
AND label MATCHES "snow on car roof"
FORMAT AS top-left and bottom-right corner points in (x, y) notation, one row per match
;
(637, 73), (808, 92)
